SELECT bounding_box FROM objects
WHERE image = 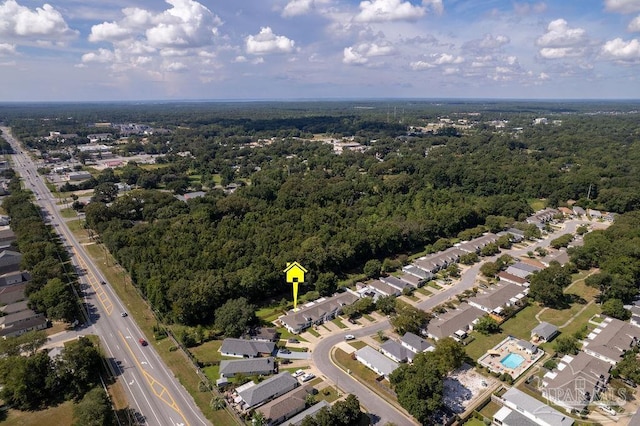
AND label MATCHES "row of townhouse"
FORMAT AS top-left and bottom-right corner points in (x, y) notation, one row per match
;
(279, 291), (359, 334)
(402, 233), (502, 280)
(541, 317), (640, 413)
(426, 282), (528, 342)
(526, 208), (559, 227)
(230, 373), (330, 425)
